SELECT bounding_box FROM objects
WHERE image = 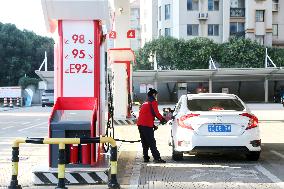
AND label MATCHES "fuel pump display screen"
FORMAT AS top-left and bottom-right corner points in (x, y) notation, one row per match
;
(62, 21), (95, 97)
